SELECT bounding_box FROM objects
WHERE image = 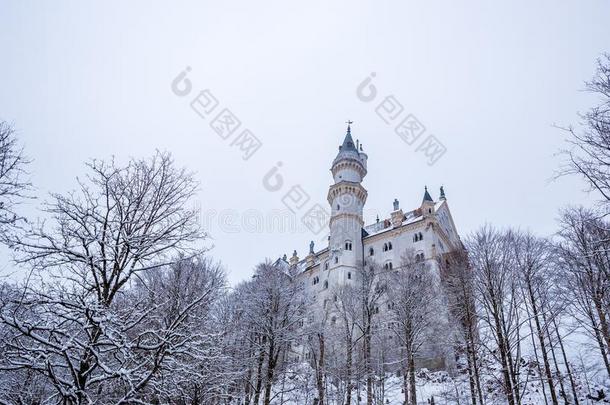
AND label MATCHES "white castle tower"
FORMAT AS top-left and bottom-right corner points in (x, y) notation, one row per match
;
(327, 122), (368, 280)
(278, 121), (463, 369)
